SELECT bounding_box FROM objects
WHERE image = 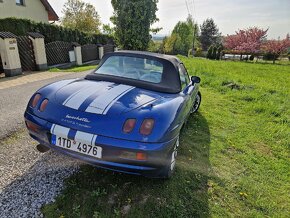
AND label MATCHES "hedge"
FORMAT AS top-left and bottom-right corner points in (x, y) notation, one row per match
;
(0, 18), (114, 45)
